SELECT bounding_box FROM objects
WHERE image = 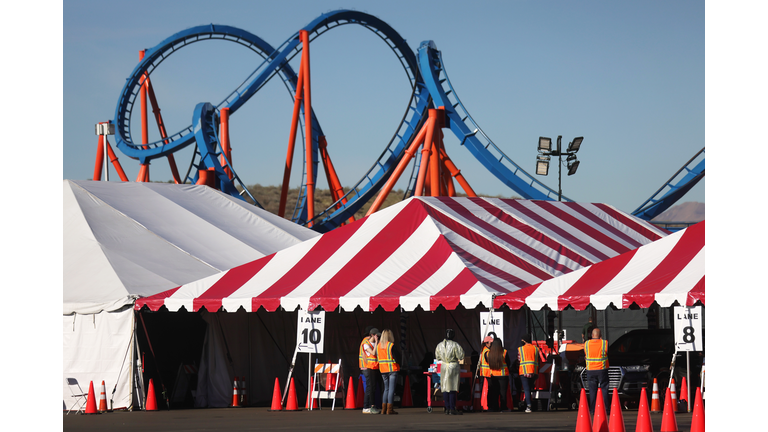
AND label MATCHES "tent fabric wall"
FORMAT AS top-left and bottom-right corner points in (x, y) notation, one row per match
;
(63, 306), (134, 410)
(149, 307), (527, 407)
(137, 197), (667, 314)
(494, 221), (705, 311)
